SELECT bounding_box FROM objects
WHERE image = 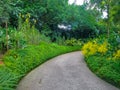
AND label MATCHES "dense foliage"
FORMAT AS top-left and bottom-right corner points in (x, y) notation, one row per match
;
(0, 0), (108, 40)
(0, 0), (120, 89)
(82, 33), (120, 87)
(0, 42), (80, 90)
